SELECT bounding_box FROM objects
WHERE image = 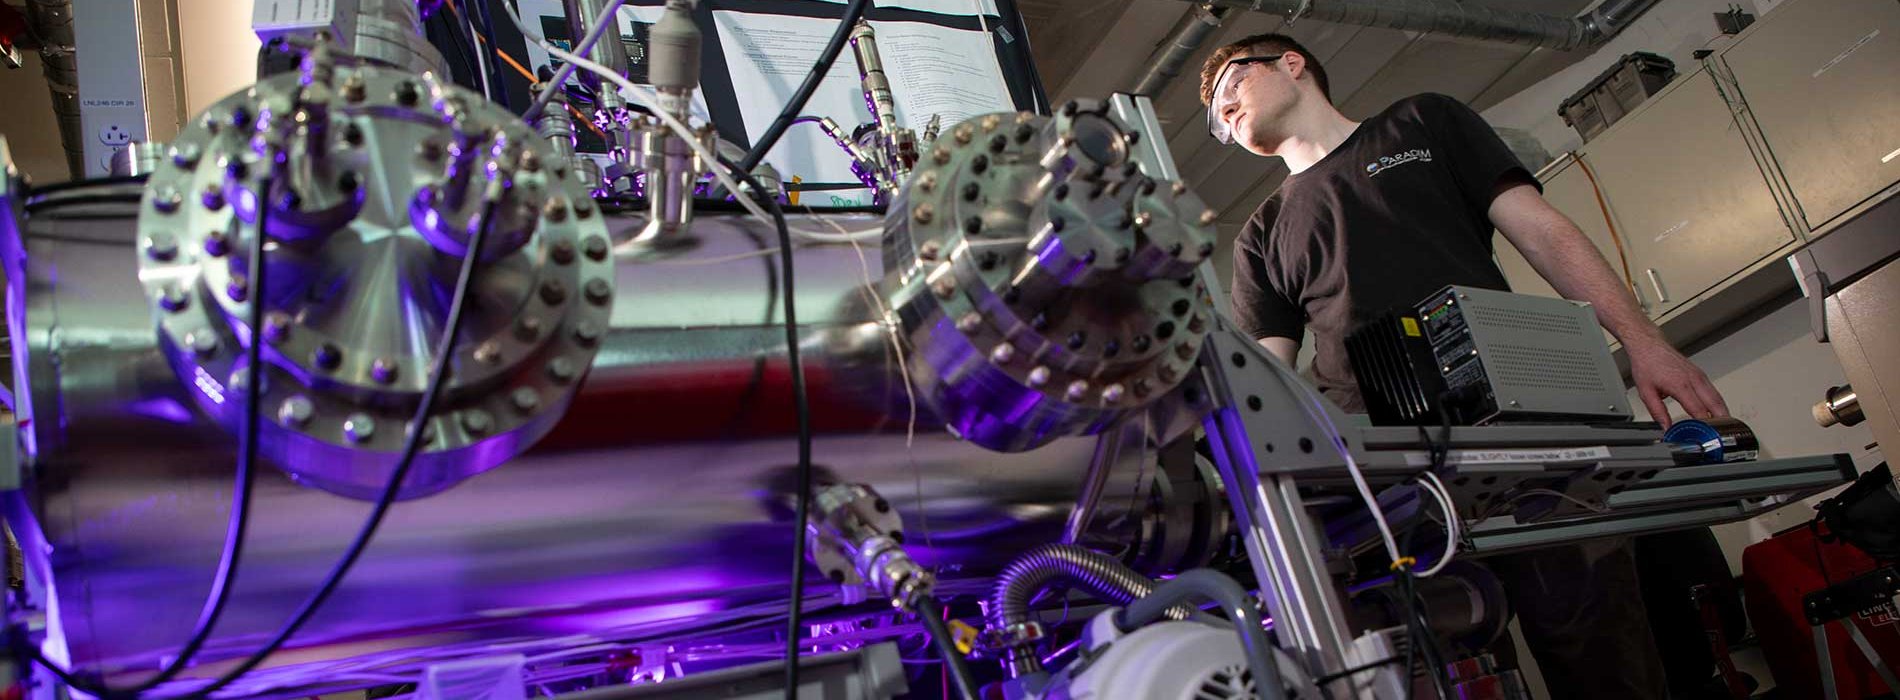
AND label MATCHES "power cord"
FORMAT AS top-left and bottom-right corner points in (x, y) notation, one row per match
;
(735, 0), (874, 174)
(712, 156), (815, 700)
(914, 597), (978, 700)
(26, 180), (274, 697)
